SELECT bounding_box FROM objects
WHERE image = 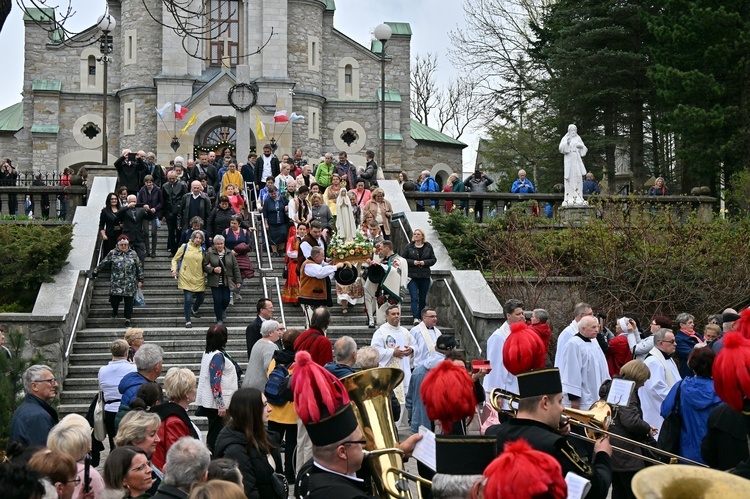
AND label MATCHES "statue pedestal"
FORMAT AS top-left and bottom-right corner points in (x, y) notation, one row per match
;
(559, 205), (597, 225)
